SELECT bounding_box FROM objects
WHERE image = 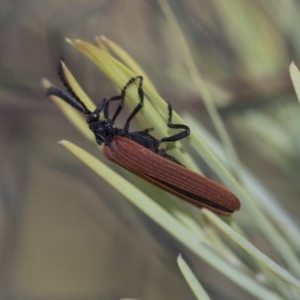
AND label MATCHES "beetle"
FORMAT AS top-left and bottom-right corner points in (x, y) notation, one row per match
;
(47, 63), (240, 215)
